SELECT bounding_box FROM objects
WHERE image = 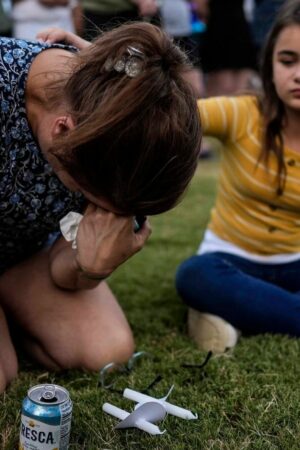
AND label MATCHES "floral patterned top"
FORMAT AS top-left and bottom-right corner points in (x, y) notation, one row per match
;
(0, 37), (84, 274)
